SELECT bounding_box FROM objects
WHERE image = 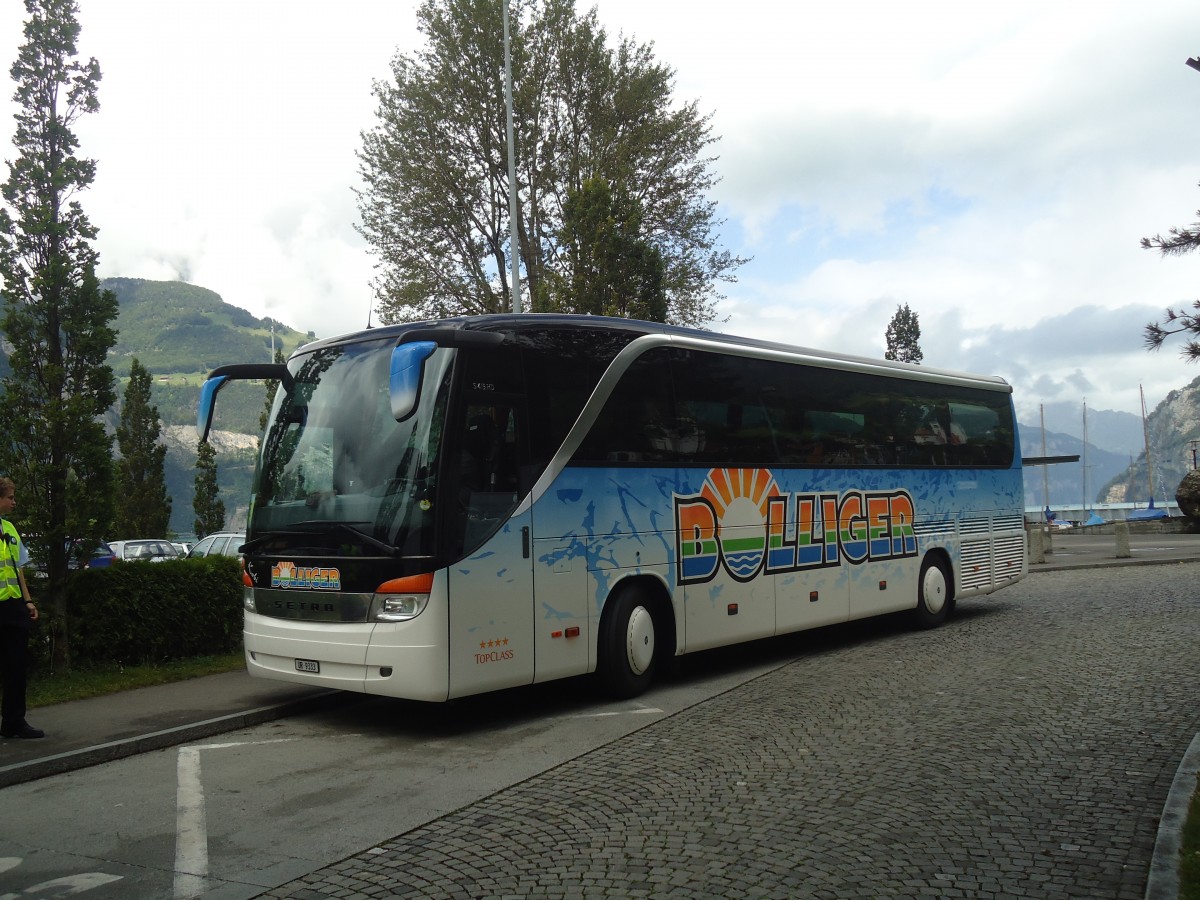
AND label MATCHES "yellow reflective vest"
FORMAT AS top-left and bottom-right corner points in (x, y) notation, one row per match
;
(0, 518), (23, 601)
